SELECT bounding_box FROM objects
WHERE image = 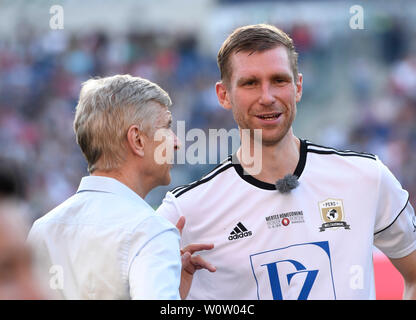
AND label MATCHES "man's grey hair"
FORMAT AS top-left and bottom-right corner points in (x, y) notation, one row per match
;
(73, 74), (172, 174)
